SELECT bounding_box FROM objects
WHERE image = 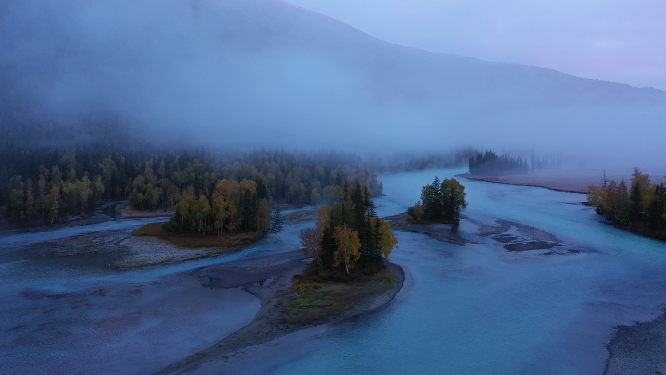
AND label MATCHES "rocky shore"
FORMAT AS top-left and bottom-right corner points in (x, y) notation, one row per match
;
(605, 308), (666, 375)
